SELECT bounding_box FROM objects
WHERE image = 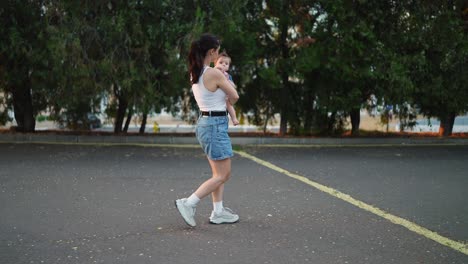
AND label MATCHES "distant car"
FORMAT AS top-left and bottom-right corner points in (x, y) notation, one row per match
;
(58, 113), (102, 130)
(86, 113), (102, 129)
